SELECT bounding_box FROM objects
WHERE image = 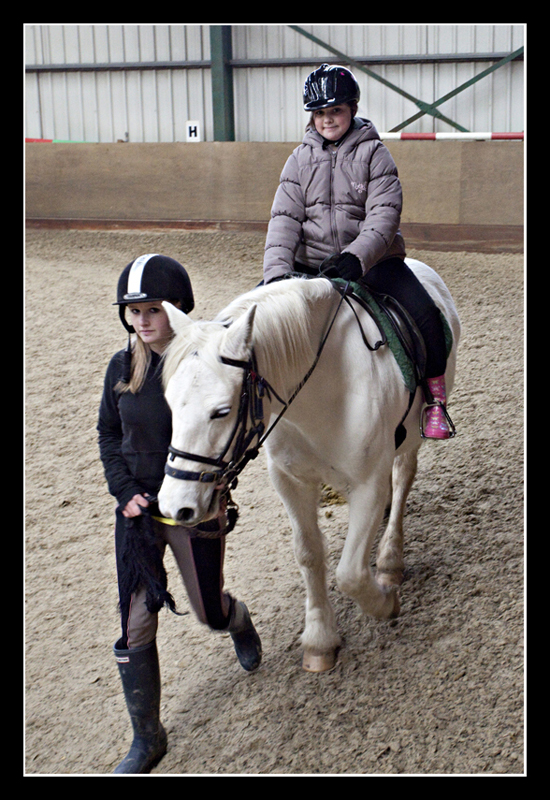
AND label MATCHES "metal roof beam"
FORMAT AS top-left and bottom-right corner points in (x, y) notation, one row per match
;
(392, 46), (524, 131)
(25, 52), (523, 74)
